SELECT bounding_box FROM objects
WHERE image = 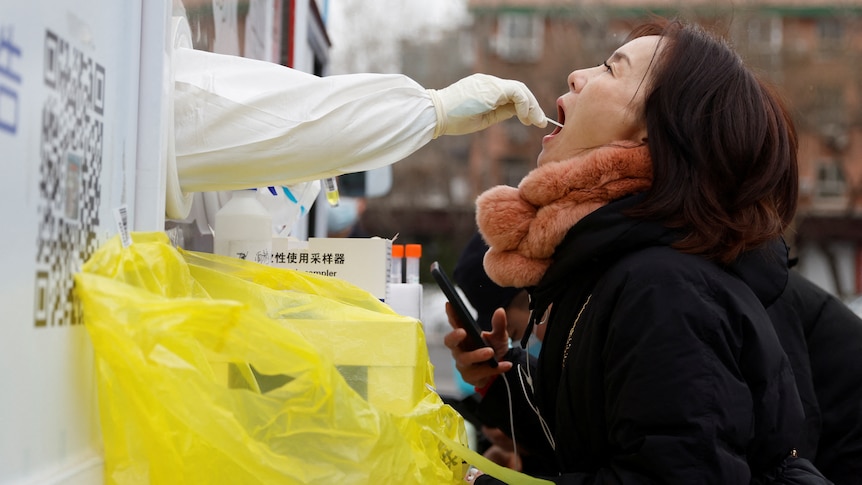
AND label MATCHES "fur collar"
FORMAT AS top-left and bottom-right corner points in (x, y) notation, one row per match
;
(476, 142), (653, 288)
